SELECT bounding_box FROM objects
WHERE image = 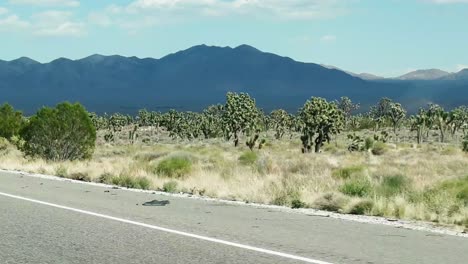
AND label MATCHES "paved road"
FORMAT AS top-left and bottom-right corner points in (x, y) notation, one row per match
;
(0, 171), (467, 264)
